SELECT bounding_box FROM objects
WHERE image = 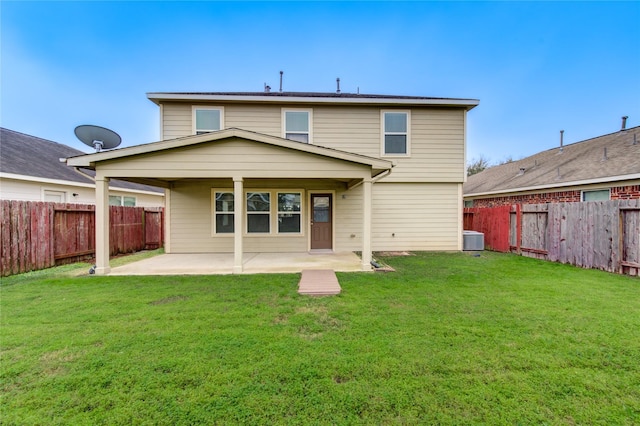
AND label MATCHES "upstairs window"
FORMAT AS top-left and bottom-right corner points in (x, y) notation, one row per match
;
(382, 110), (410, 155)
(193, 106), (224, 134)
(283, 109), (312, 143)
